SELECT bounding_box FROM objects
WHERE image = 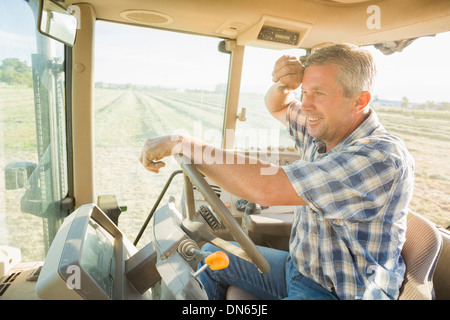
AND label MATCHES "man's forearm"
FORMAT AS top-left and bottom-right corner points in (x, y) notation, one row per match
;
(177, 135), (307, 207)
(140, 134), (307, 206)
(264, 83), (295, 123)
